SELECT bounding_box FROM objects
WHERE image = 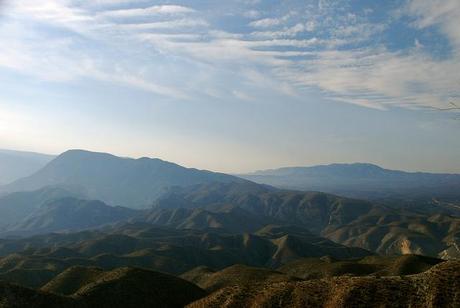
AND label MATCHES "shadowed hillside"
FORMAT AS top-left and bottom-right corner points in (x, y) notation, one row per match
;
(0, 267), (206, 308)
(41, 266), (105, 295)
